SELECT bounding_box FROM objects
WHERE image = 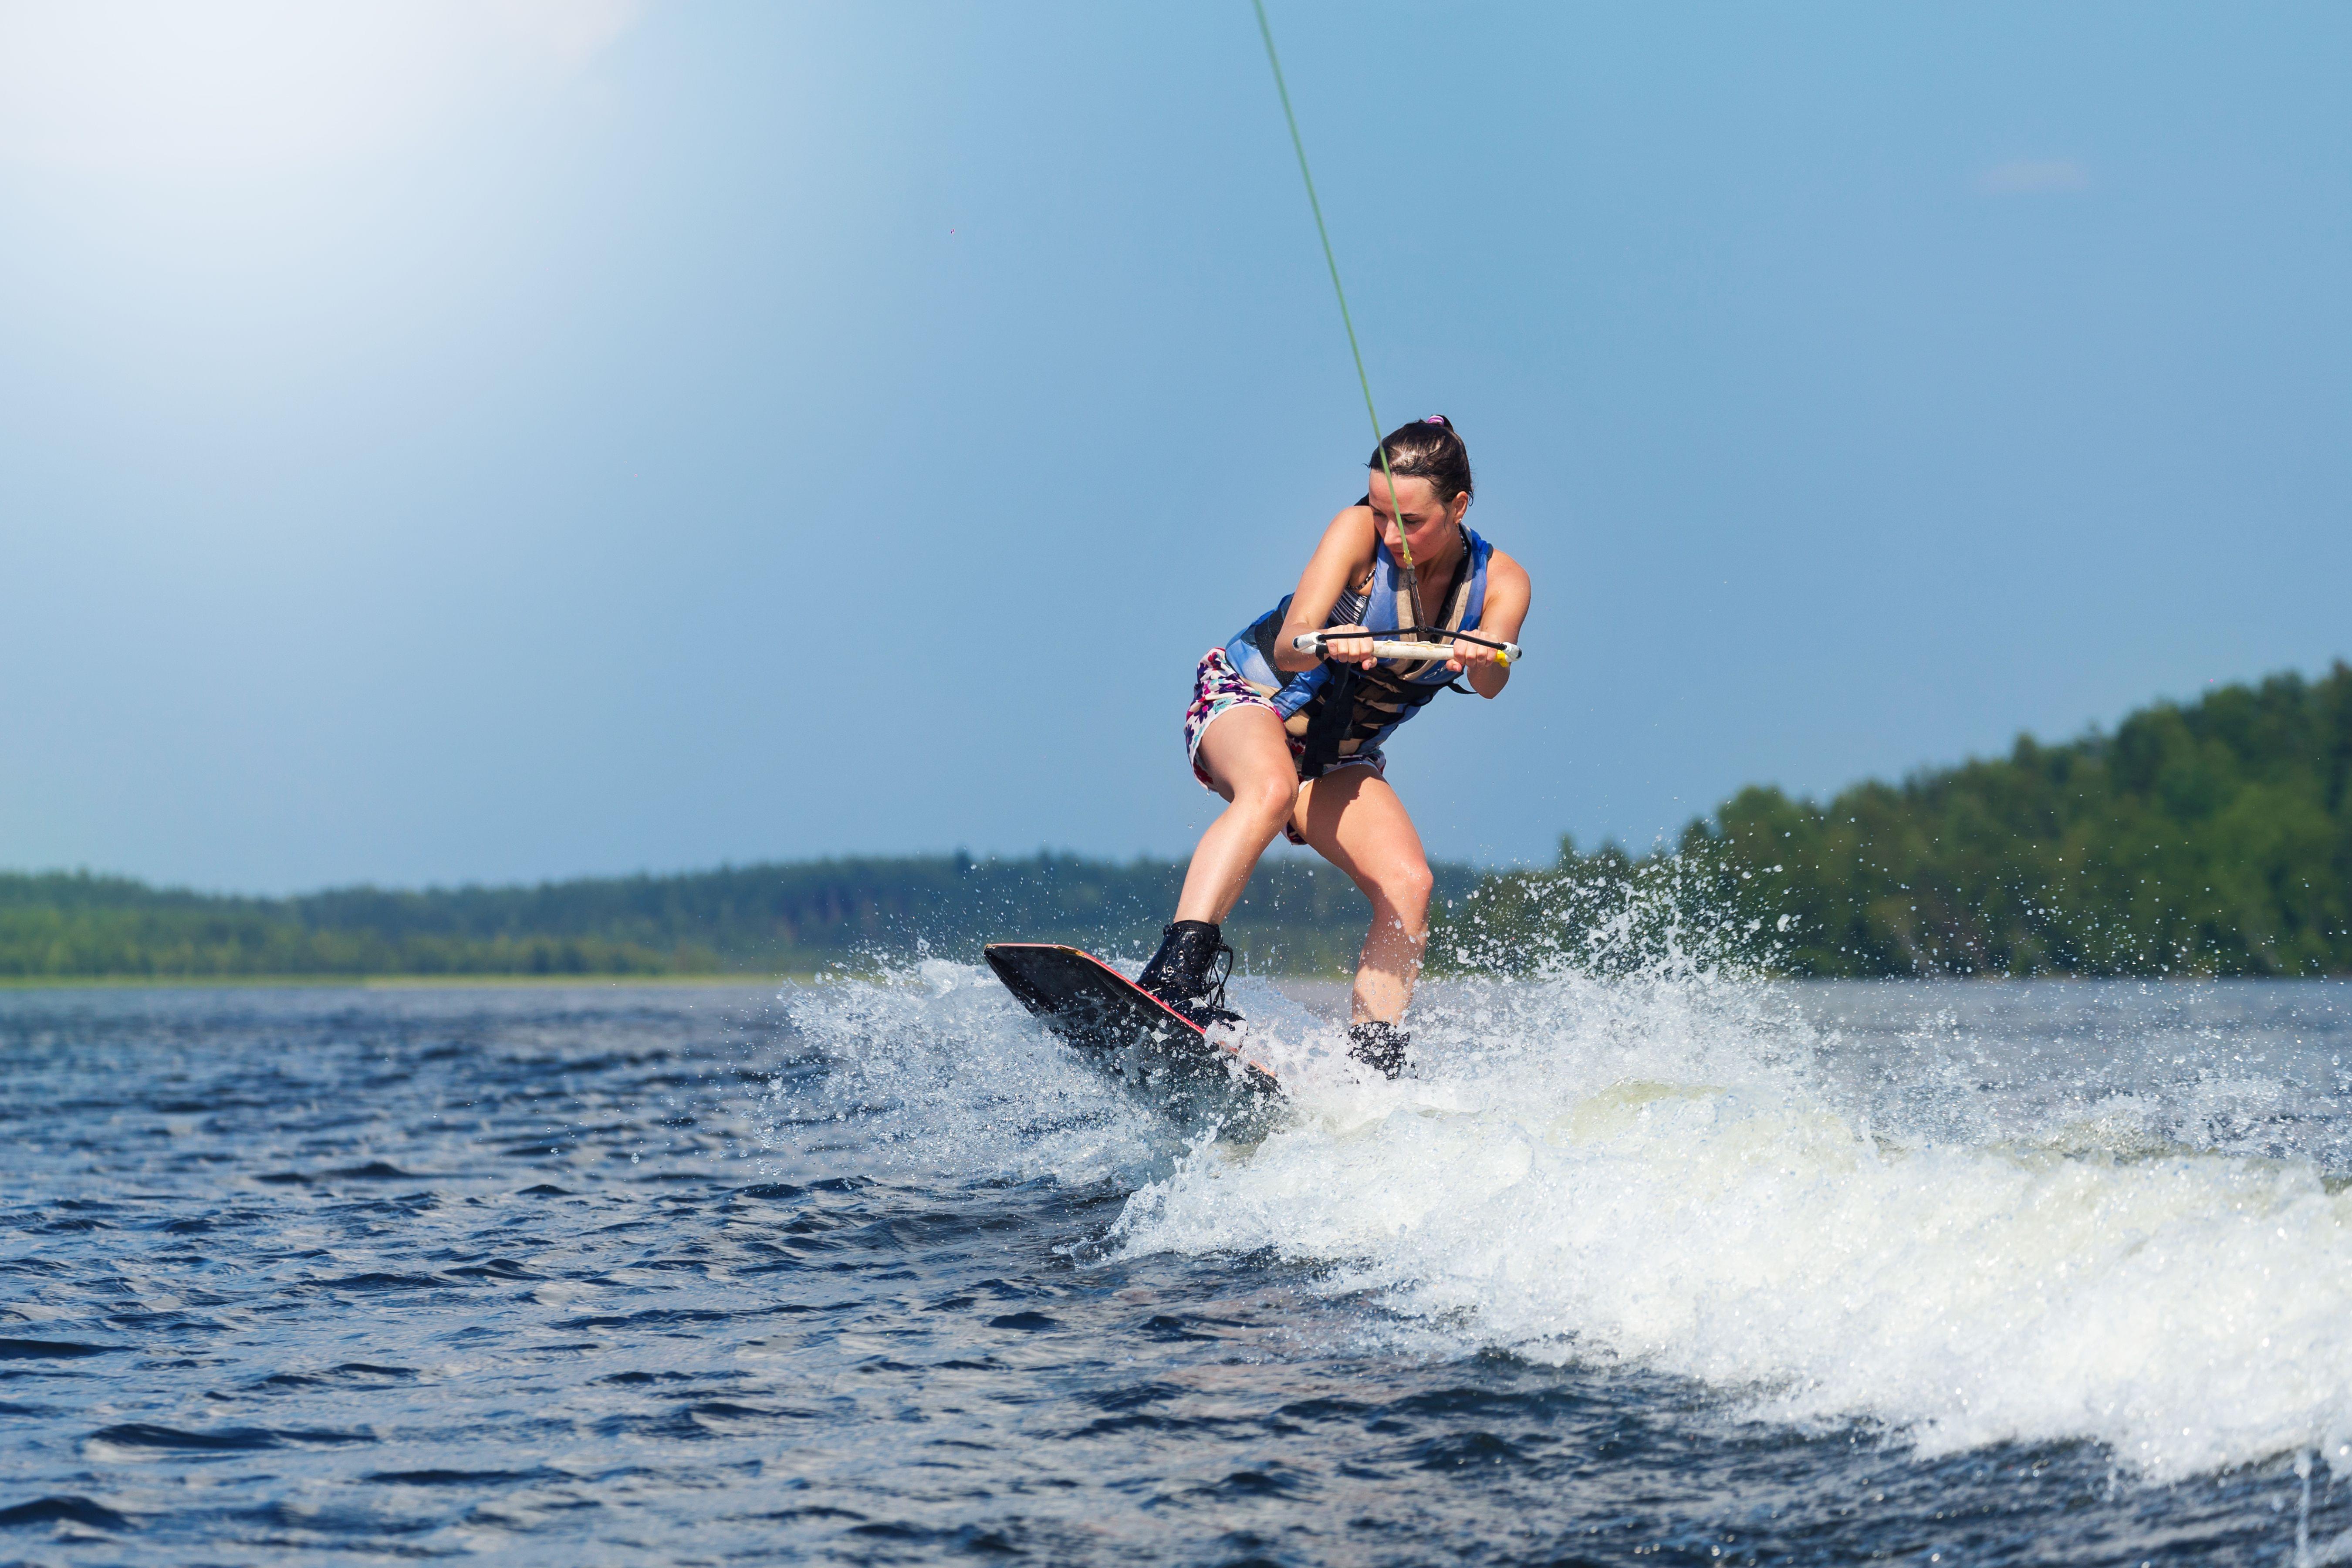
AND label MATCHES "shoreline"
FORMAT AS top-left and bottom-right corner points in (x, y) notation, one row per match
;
(0, 973), (799, 991)
(0, 971), (2338, 994)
